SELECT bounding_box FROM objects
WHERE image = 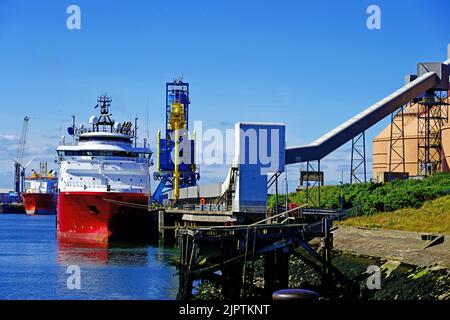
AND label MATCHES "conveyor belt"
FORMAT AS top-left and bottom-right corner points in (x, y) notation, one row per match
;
(285, 71), (440, 164)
